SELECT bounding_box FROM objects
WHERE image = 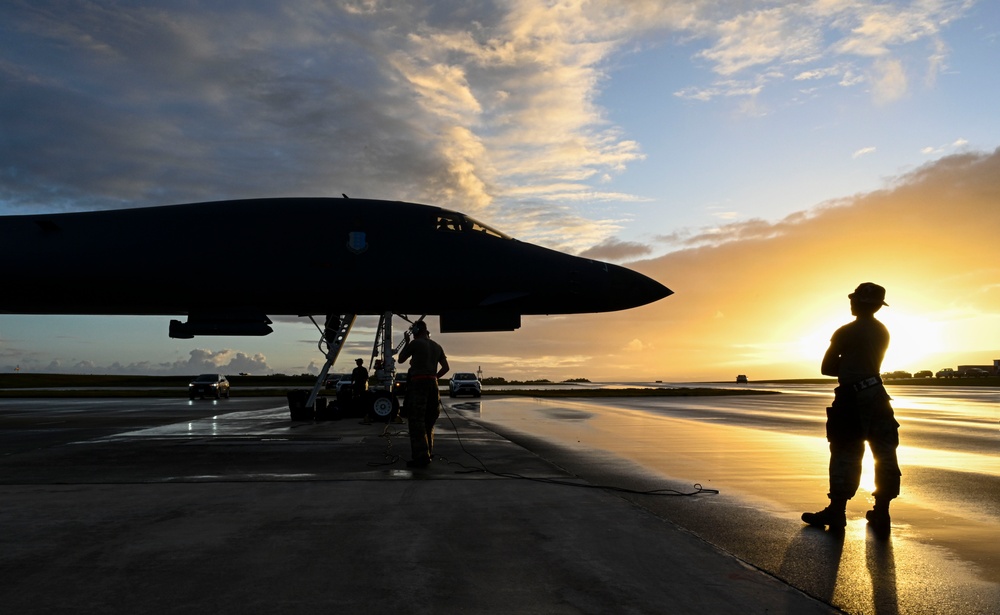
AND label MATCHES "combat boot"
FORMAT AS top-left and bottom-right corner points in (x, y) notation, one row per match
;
(802, 499), (847, 529)
(866, 500), (891, 535)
